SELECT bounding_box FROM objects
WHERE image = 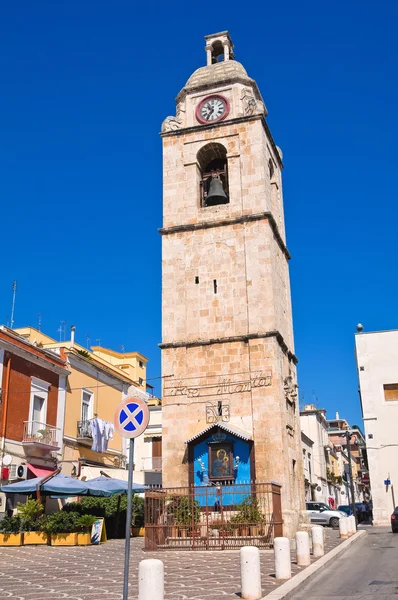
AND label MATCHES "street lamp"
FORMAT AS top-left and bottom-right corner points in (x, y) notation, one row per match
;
(345, 430), (357, 523)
